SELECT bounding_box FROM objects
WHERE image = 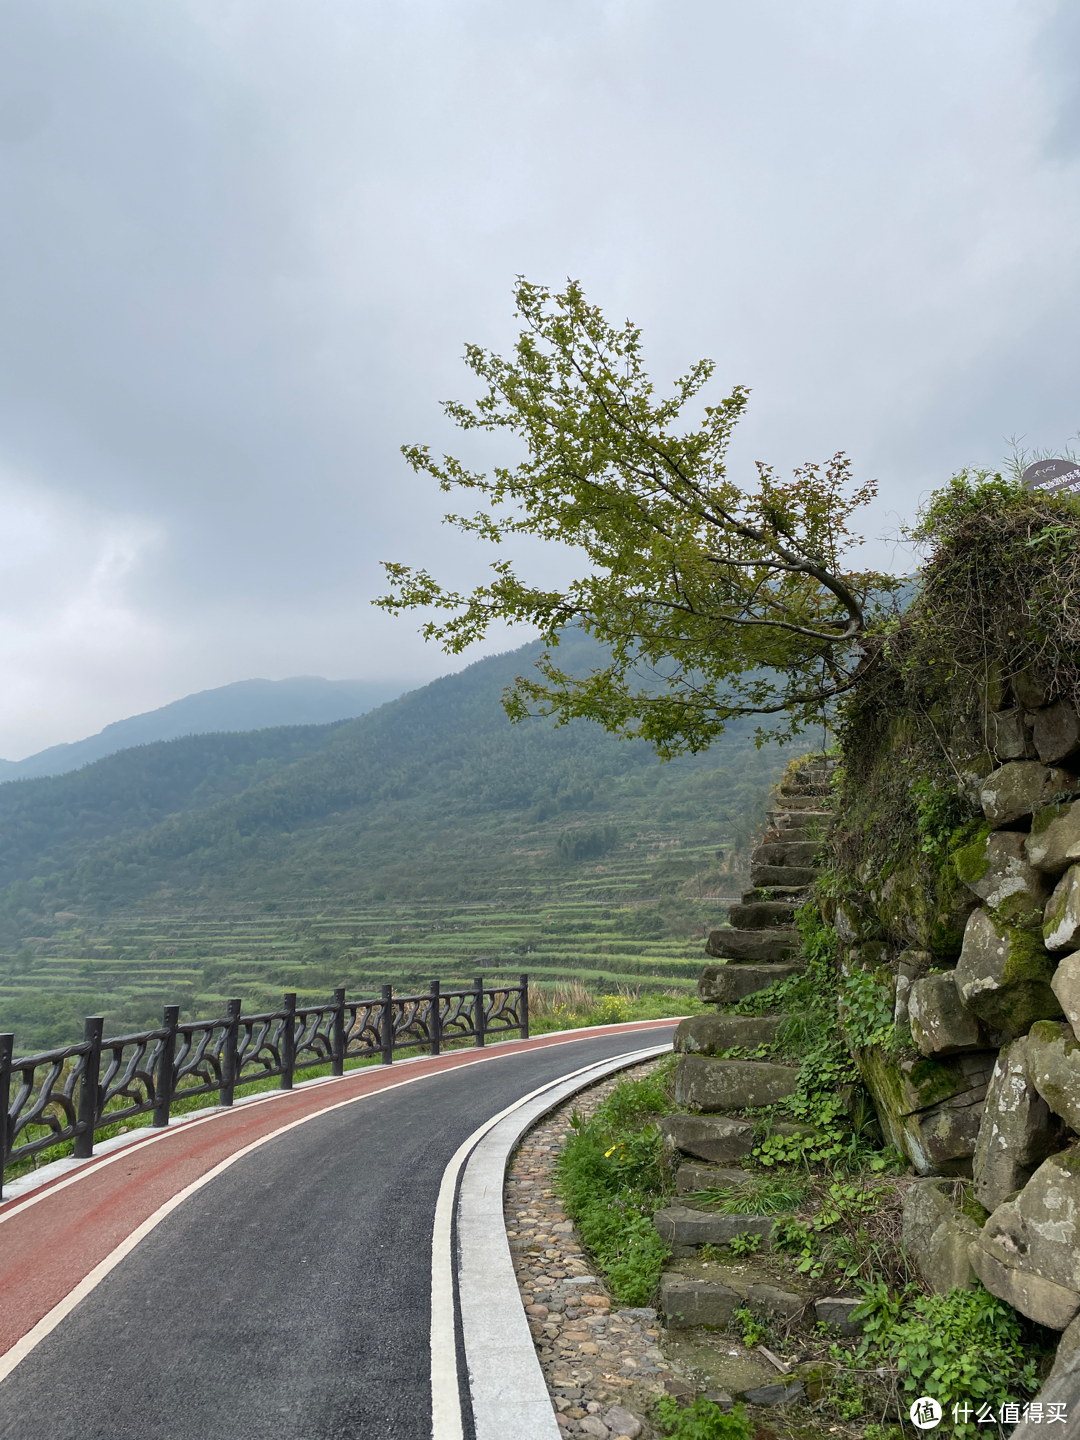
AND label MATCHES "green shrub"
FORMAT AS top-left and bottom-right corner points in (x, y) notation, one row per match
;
(840, 968), (895, 1049)
(733, 1307), (768, 1347)
(592, 993), (633, 1025)
(686, 1174), (808, 1215)
(653, 1395), (753, 1439)
(853, 1282), (1039, 1436)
